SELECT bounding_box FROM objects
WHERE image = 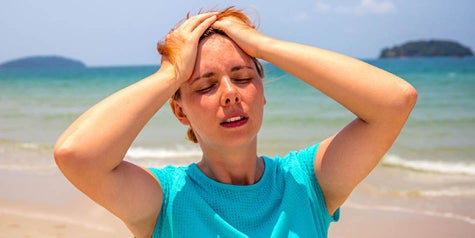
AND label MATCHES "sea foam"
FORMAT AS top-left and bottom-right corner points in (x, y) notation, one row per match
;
(382, 154), (475, 176)
(126, 146), (202, 159)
